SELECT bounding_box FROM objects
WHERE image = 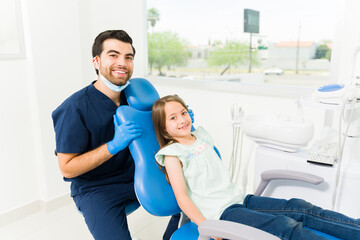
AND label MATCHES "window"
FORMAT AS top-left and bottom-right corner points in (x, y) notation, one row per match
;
(0, 0), (25, 59)
(146, 0), (336, 88)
